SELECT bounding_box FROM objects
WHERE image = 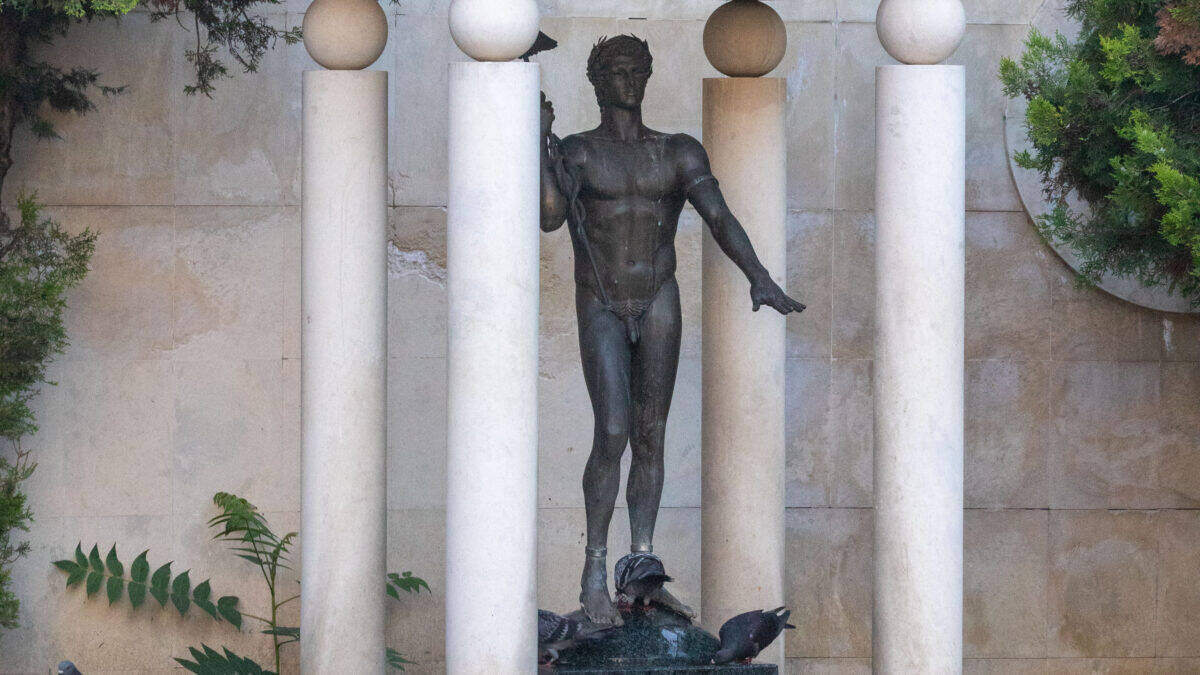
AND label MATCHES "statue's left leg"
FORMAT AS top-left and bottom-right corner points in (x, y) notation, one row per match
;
(627, 278), (695, 617)
(628, 277), (681, 549)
